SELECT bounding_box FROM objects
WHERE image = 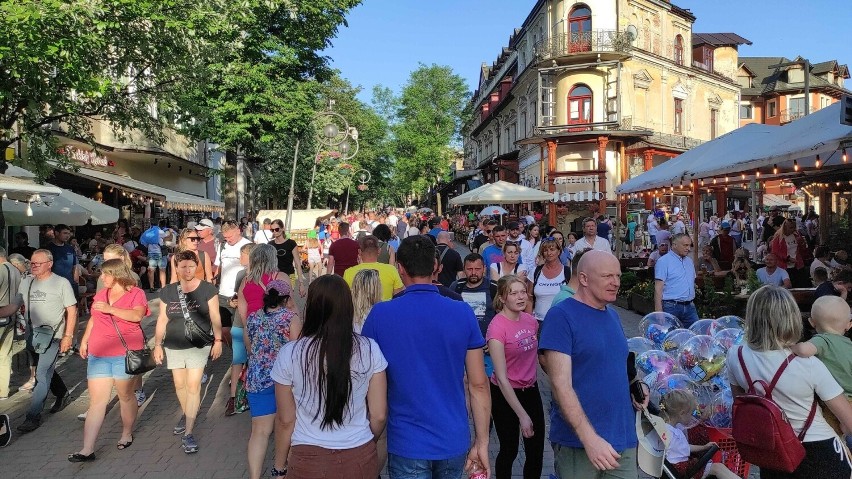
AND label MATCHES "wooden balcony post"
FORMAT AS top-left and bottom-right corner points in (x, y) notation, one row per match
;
(597, 136), (609, 214)
(547, 140), (557, 225)
(644, 150), (655, 210)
